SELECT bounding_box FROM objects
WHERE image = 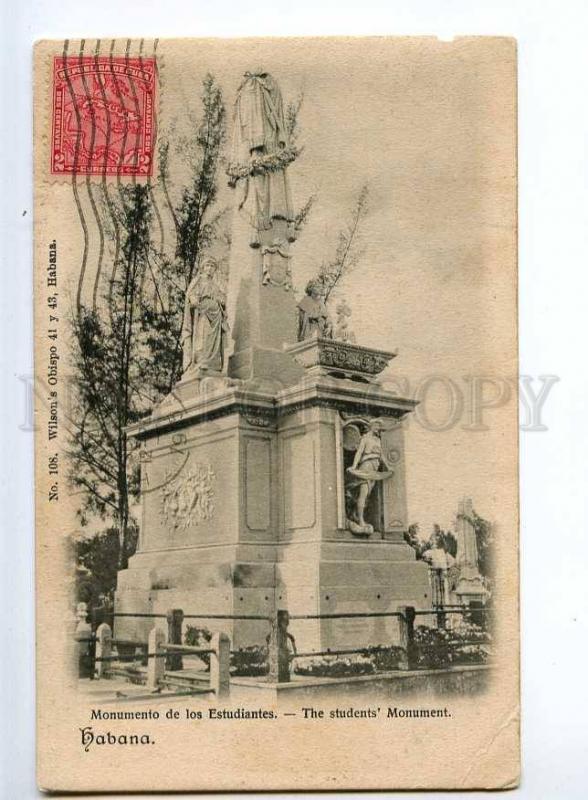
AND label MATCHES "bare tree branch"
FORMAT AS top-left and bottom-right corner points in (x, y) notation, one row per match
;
(319, 183), (369, 303)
